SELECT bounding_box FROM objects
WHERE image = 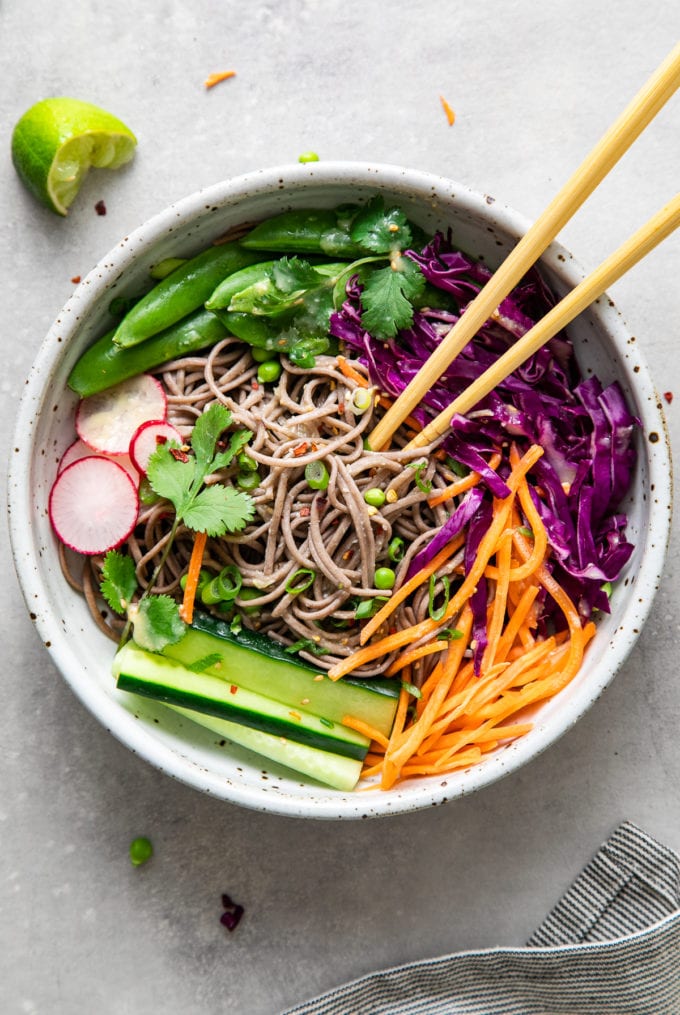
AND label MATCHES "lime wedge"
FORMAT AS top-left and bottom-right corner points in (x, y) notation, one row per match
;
(11, 97), (137, 215)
